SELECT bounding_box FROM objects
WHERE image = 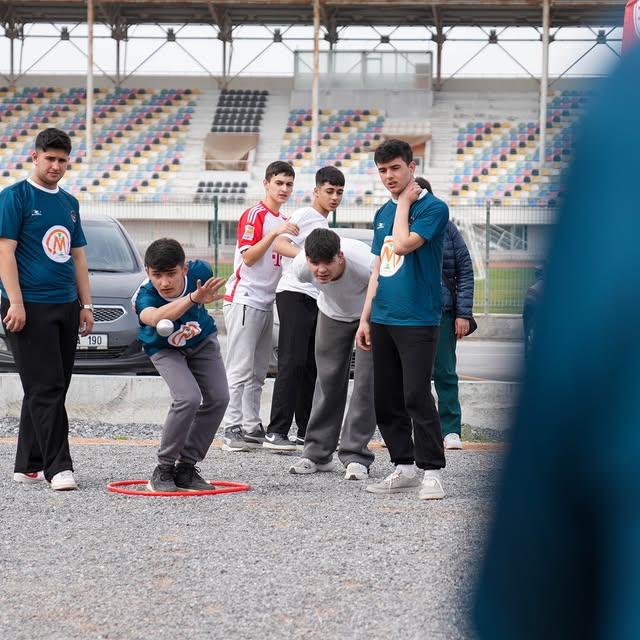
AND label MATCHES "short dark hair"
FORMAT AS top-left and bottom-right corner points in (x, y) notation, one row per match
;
(144, 238), (185, 271)
(305, 228), (341, 263)
(315, 166), (345, 187)
(35, 128), (72, 155)
(415, 176), (433, 193)
(265, 160), (295, 182)
(373, 139), (413, 166)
